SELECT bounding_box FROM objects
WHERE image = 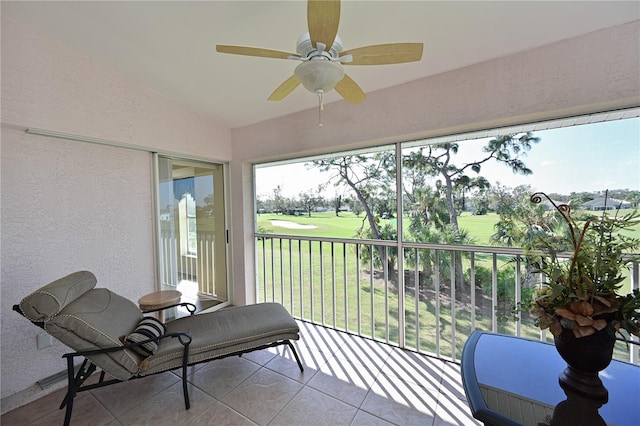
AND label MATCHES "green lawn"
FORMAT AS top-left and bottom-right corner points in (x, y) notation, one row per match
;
(258, 209), (639, 243)
(255, 209), (639, 362)
(258, 212), (376, 238)
(457, 212), (501, 245)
